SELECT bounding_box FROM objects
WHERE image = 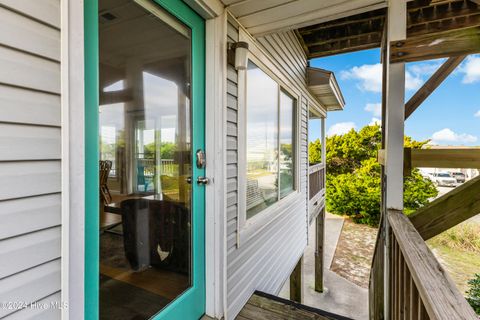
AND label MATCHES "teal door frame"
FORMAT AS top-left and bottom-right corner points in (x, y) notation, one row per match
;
(84, 0), (206, 318)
